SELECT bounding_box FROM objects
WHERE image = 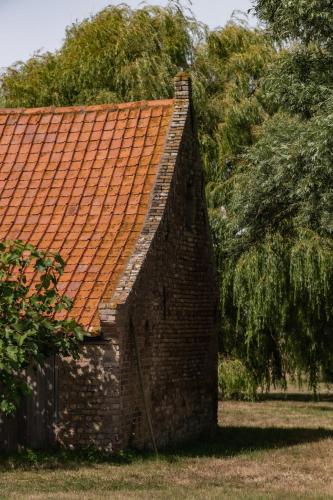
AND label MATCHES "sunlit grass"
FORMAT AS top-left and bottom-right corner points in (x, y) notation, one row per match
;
(1, 395), (333, 499)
